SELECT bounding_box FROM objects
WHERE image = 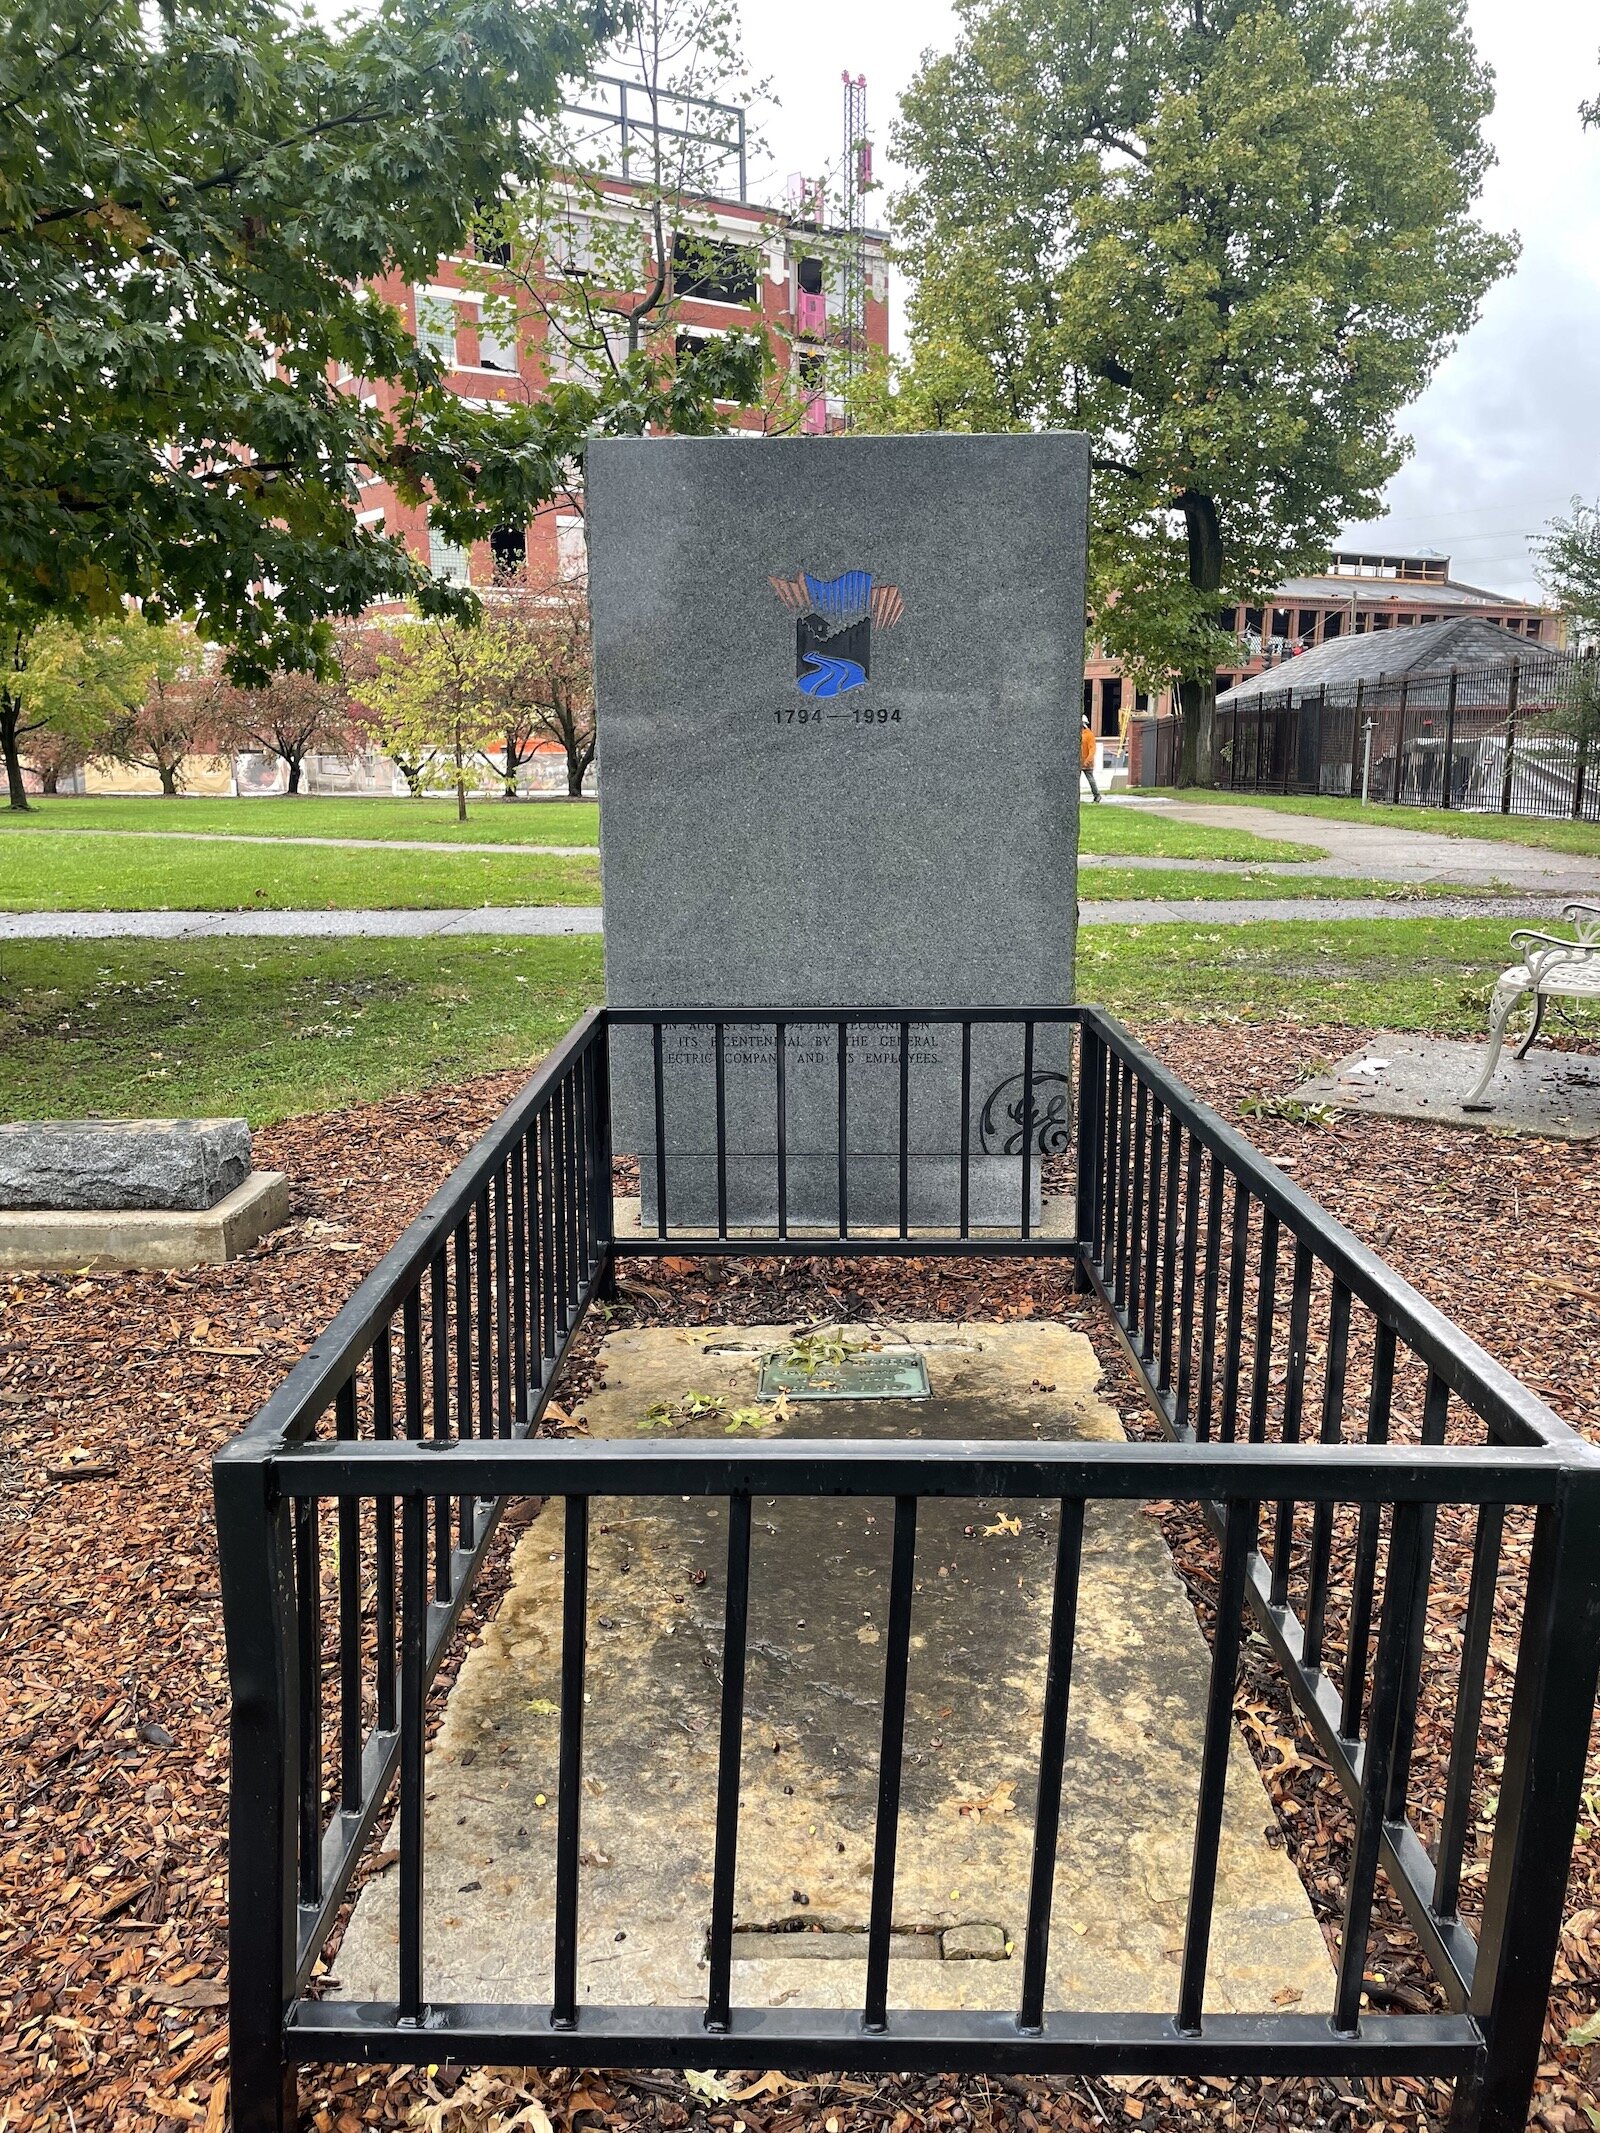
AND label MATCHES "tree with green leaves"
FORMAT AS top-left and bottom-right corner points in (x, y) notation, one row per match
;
(1536, 500), (1600, 651)
(877, 0), (1516, 783)
(351, 616), (505, 820)
(475, 567), (596, 796)
(0, 601), (178, 807)
(1, 0), (766, 690)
